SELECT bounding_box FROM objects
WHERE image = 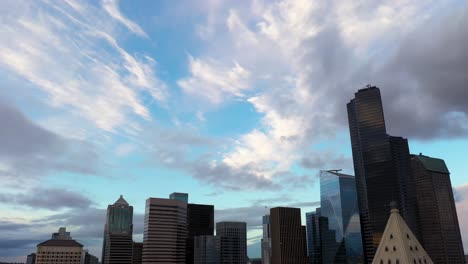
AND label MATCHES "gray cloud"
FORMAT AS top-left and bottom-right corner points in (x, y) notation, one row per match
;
(0, 188), (93, 210)
(0, 100), (100, 186)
